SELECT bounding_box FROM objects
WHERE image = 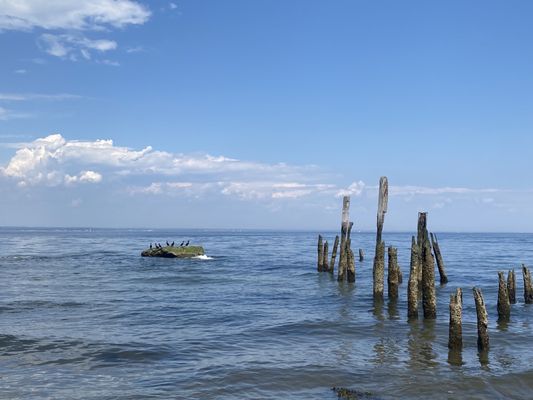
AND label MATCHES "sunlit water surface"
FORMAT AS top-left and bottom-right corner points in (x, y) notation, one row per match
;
(1, 228), (533, 399)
